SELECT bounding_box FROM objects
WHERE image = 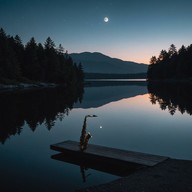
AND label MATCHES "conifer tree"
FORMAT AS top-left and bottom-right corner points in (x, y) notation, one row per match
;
(147, 43), (192, 80)
(0, 28), (84, 84)
(24, 37), (41, 80)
